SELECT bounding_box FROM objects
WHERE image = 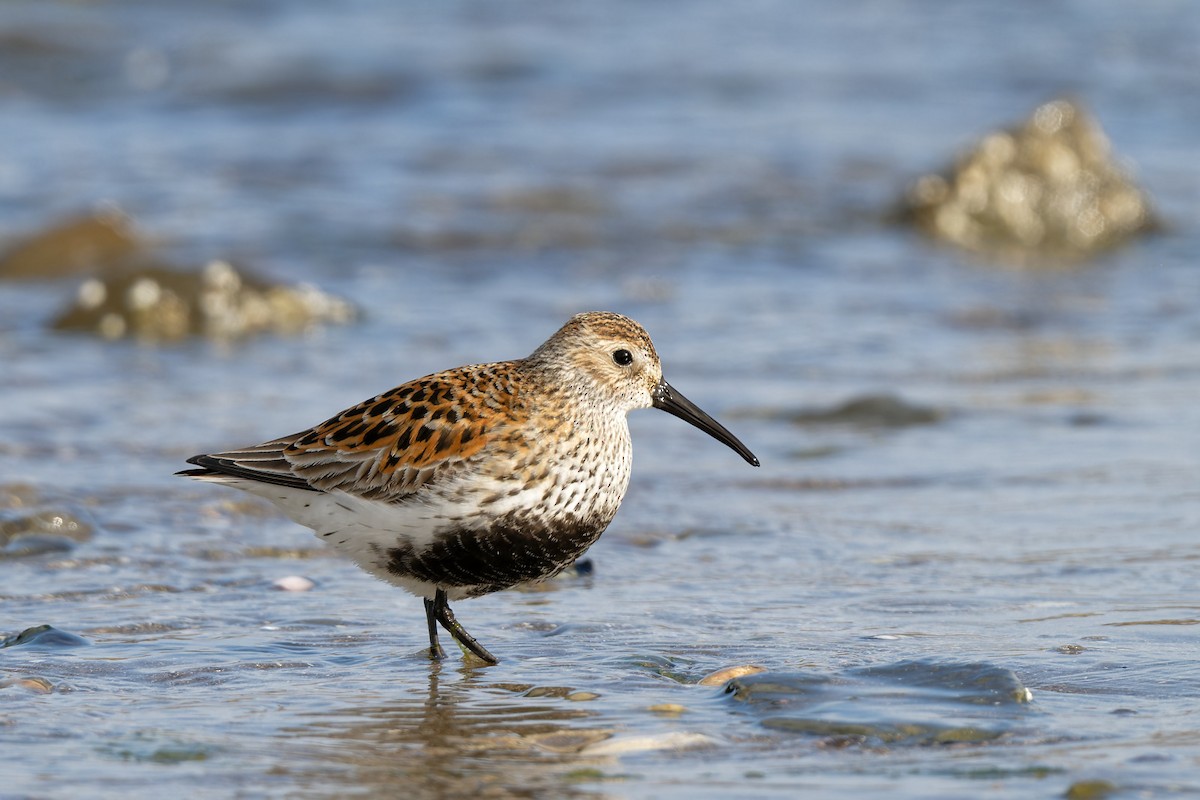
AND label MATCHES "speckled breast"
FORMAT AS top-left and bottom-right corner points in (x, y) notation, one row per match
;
(390, 415), (633, 597)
